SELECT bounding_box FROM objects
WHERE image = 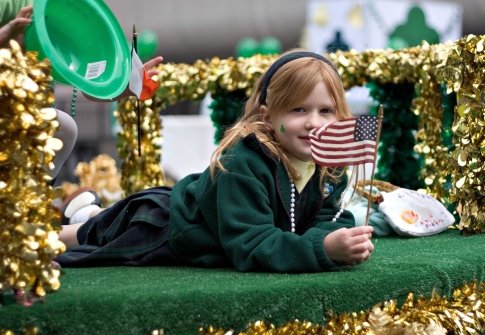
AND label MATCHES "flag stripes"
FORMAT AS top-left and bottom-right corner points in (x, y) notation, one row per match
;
(310, 115), (378, 167)
(129, 49), (158, 101)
